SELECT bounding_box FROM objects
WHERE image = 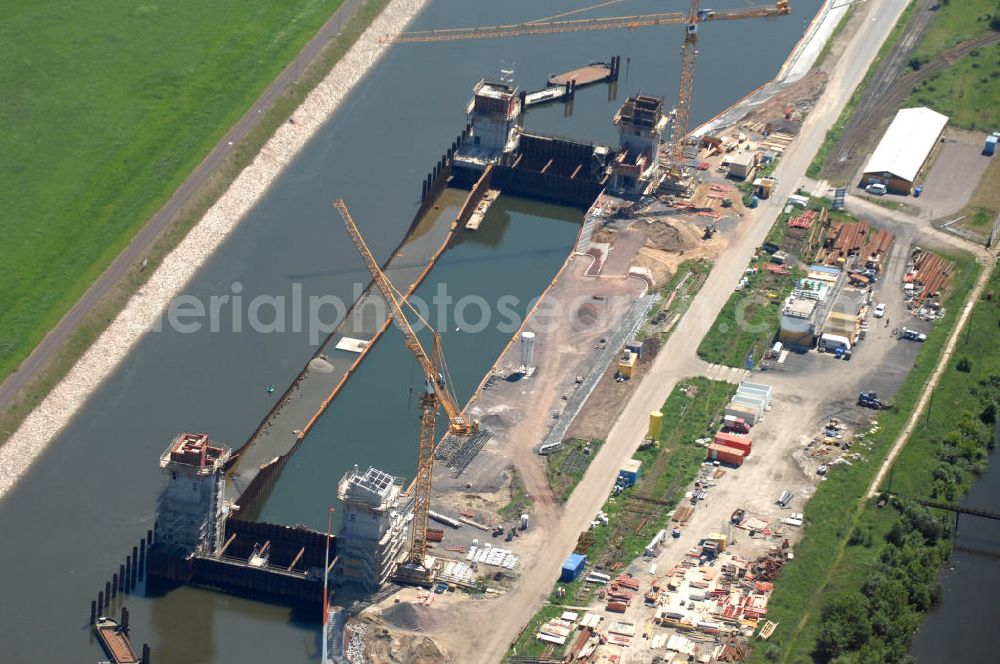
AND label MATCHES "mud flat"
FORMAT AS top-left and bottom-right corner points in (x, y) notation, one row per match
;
(0, 0), (430, 500)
